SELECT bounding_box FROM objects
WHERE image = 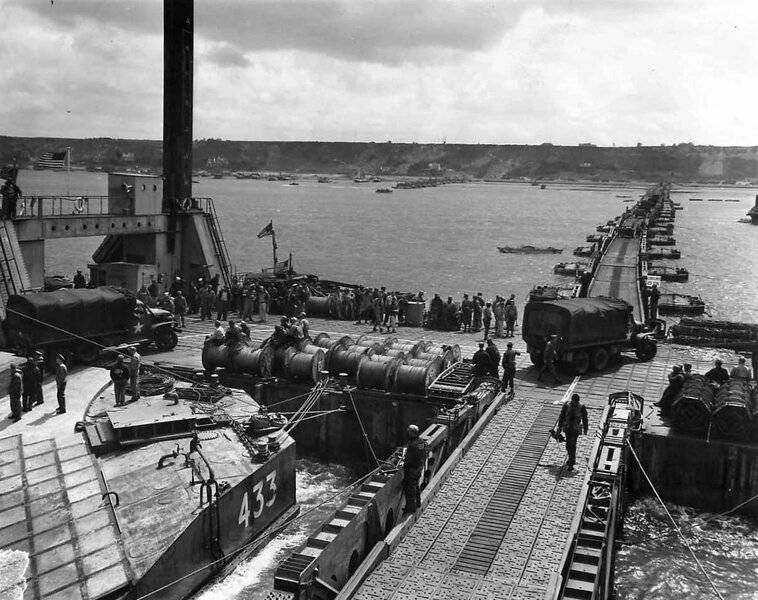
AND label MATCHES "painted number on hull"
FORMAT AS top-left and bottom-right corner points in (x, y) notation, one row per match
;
(238, 470), (277, 528)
